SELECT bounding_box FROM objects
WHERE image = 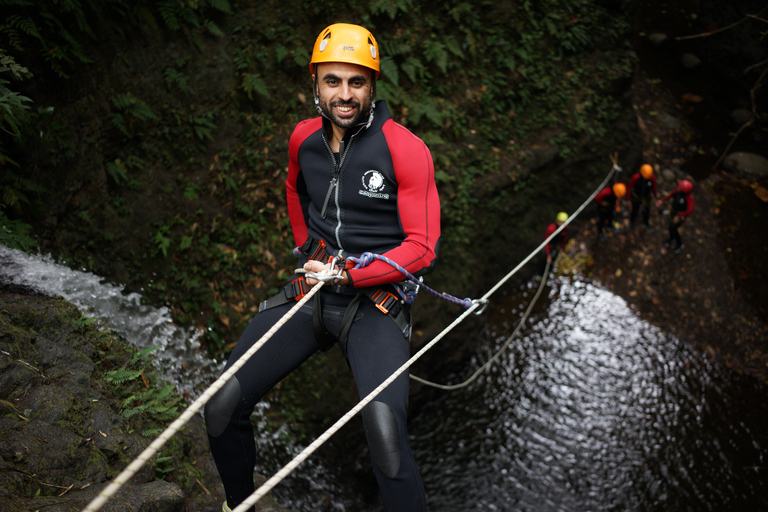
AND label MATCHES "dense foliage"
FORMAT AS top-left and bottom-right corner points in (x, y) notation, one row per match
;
(0, 0), (635, 355)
